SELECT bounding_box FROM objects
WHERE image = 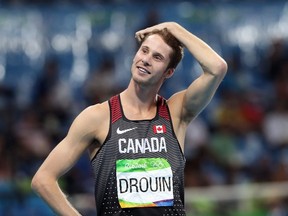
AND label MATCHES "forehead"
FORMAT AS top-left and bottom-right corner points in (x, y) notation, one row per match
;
(141, 34), (173, 57)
